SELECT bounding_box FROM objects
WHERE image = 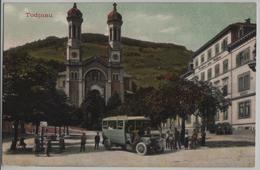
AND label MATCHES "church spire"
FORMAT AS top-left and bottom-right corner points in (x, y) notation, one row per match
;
(73, 2), (77, 8)
(113, 2), (117, 11)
